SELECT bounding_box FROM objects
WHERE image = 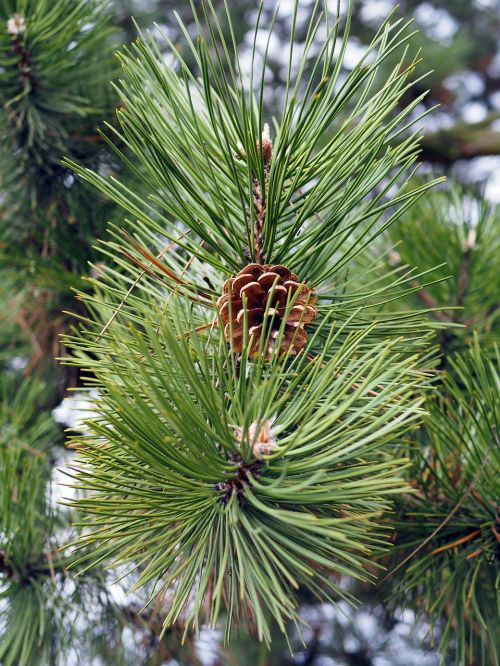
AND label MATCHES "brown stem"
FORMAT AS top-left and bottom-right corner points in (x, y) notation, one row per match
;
(251, 175), (266, 263)
(12, 35), (34, 83)
(419, 112), (500, 163)
(410, 282), (453, 322)
(0, 551), (15, 579)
